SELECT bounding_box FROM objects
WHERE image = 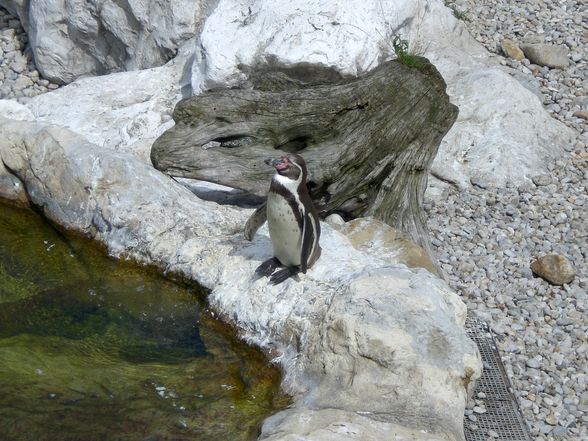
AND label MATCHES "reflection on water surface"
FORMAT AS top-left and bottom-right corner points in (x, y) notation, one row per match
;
(0, 204), (288, 441)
